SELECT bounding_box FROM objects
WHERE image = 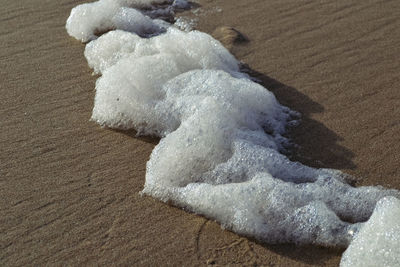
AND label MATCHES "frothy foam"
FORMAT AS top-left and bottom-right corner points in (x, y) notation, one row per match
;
(67, 0), (400, 257)
(66, 0), (189, 42)
(340, 197), (400, 267)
